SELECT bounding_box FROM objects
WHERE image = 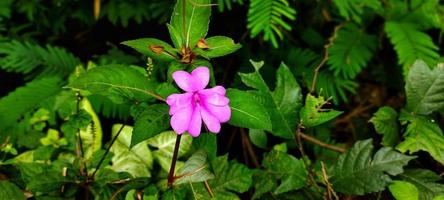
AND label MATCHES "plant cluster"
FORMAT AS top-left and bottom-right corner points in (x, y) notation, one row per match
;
(0, 0), (444, 200)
